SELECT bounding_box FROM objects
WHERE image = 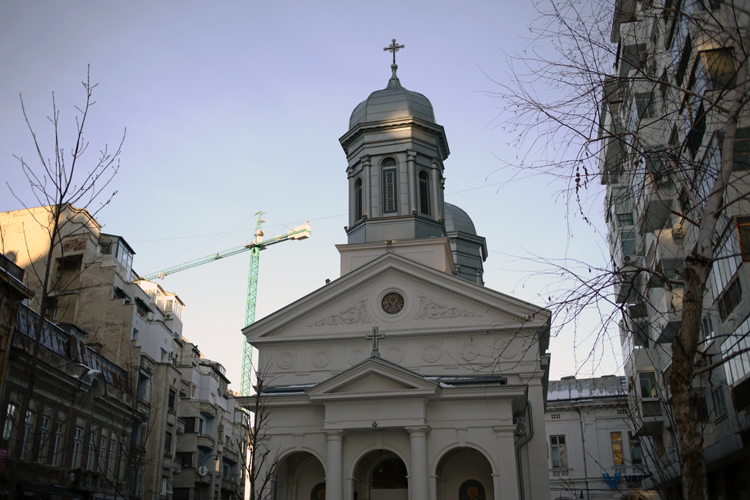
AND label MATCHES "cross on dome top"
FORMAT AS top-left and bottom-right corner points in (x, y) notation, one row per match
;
(366, 327), (385, 357)
(383, 39), (405, 89)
